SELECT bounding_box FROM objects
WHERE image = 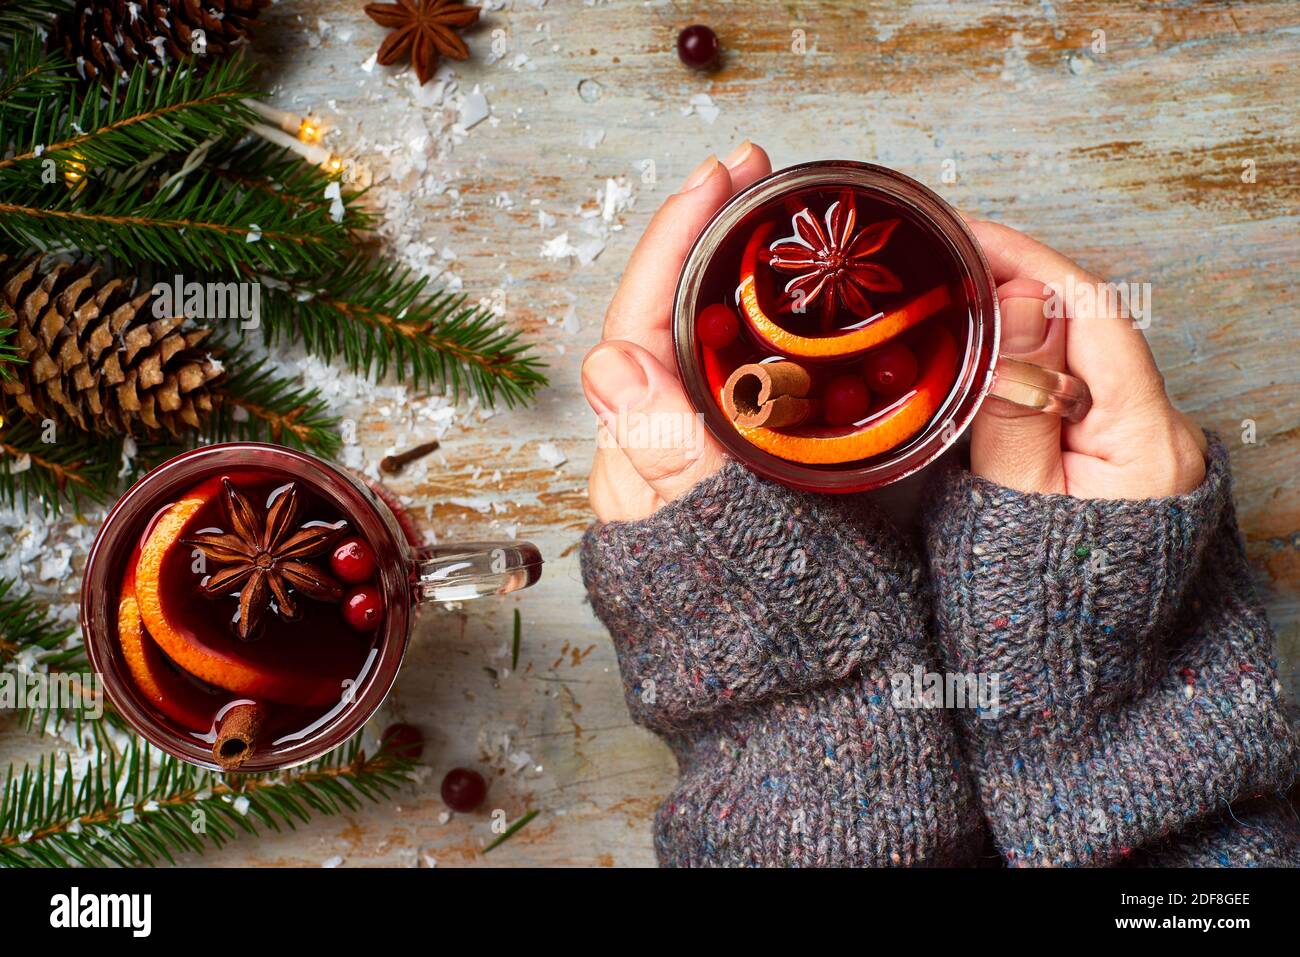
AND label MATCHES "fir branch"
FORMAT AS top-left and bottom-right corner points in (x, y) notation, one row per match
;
(0, 576), (113, 737)
(0, 736), (414, 867)
(0, 414), (120, 514)
(203, 137), (375, 231)
(0, 54), (257, 183)
(260, 260), (548, 408)
(0, 324), (19, 380)
(0, 28), (68, 111)
(210, 353), (342, 458)
(0, 164), (354, 274)
(0, 0), (71, 43)
(0, 577), (81, 671)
